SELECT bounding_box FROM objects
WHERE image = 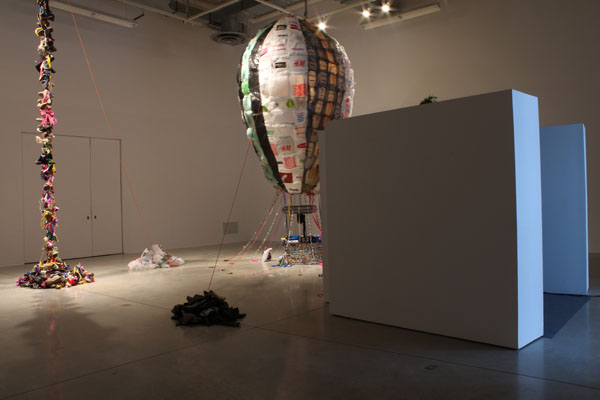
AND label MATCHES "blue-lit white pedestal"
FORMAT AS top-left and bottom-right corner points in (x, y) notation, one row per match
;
(321, 90), (543, 349)
(541, 124), (589, 295)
